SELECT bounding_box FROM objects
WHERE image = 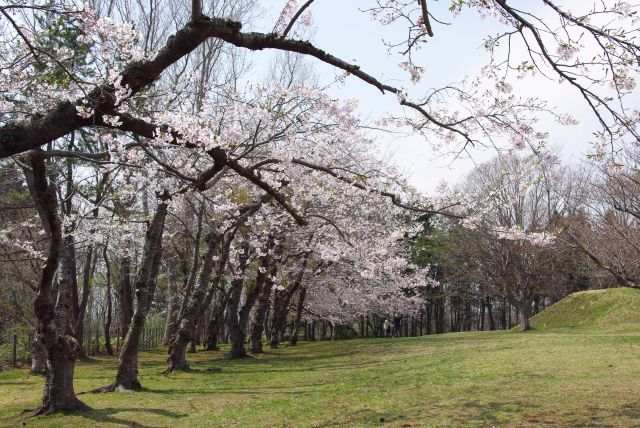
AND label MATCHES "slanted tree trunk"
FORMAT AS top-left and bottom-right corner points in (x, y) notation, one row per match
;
(175, 204), (205, 335)
(249, 265), (277, 354)
(94, 199), (168, 391)
(26, 150), (88, 414)
(270, 252), (310, 349)
(289, 287), (307, 346)
(167, 232), (221, 371)
(202, 237), (235, 352)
